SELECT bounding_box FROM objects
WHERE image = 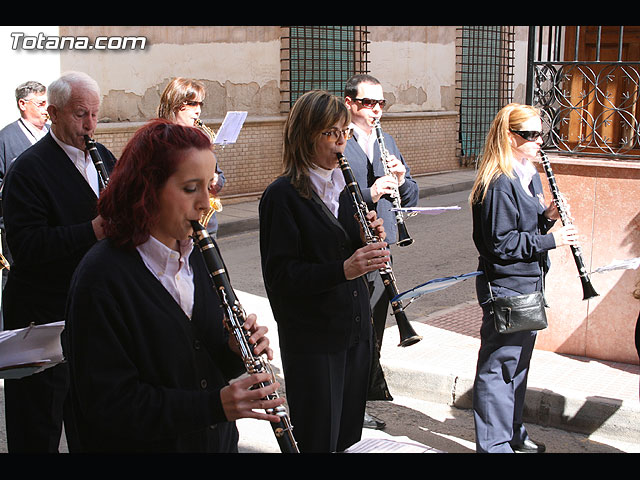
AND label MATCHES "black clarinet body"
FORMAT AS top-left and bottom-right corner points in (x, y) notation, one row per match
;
(539, 151), (598, 301)
(190, 220), (299, 453)
(337, 153), (422, 347)
(373, 119), (413, 247)
(84, 135), (110, 190)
